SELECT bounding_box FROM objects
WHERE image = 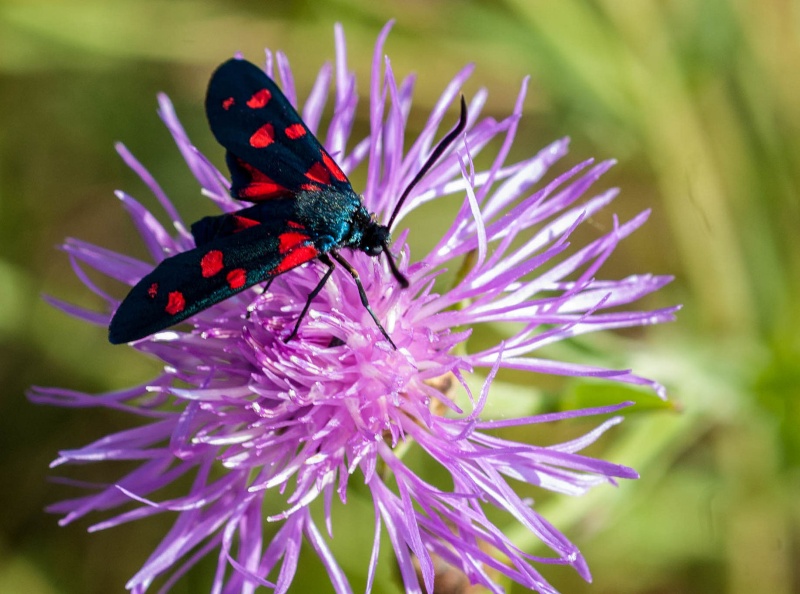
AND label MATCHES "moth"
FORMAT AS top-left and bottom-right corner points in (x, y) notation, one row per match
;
(109, 58), (466, 348)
